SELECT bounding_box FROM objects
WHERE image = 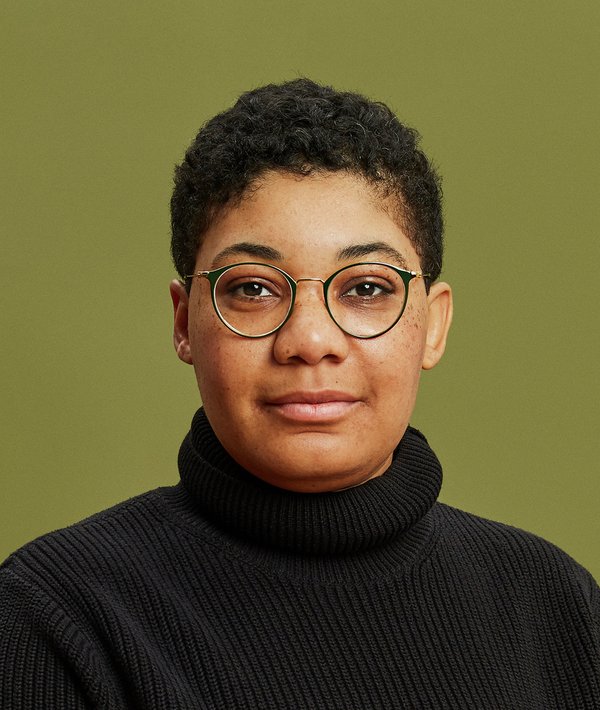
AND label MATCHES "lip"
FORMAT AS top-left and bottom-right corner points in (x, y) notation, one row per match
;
(263, 391), (361, 423)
